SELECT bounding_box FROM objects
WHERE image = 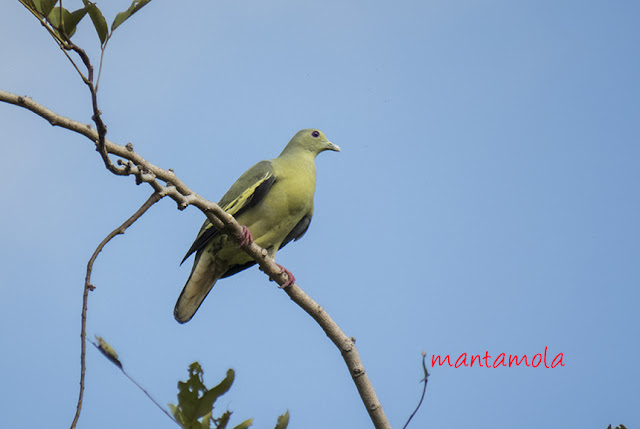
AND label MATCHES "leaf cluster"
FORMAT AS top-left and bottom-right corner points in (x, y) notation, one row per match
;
(170, 362), (289, 429)
(18, 0), (151, 45)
